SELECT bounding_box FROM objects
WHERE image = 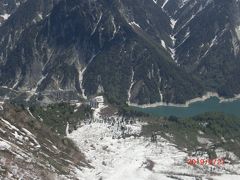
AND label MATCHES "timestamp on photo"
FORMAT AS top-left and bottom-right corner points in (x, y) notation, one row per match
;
(187, 158), (225, 166)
